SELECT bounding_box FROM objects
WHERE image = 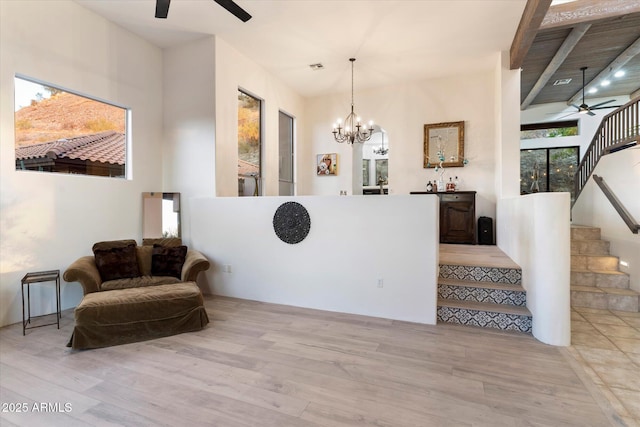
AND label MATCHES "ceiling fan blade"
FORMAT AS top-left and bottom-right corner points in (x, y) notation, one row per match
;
(570, 104), (581, 110)
(587, 110), (596, 116)
(590, 99), (616, 109)
(592, 105), (622, 110)
(557, 112), (578, 120)
(155, 0), (170, 18)
(214, 0), (252, 22)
